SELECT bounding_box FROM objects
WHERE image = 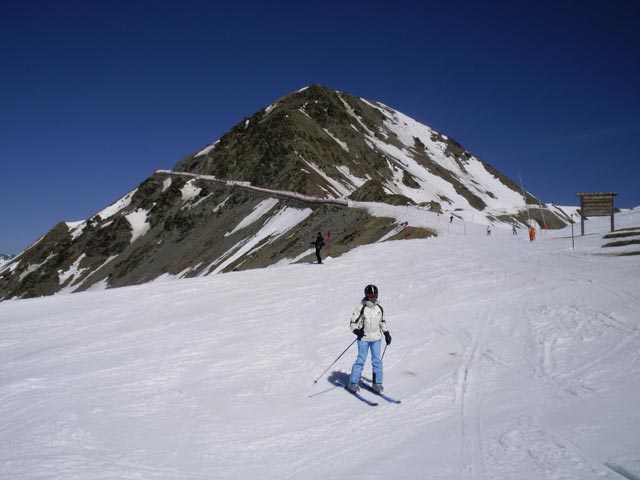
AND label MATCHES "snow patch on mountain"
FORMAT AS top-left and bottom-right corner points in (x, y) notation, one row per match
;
(57, 254), (87, 290)
(225, 198), (279, 237)
(125, 209), (150, 243)
(335, 165), (368, 191)
(63, 220), (85, 241)
(322, 128), (350, 152)
(181, 179), (202, 202)
(299, 156), (352, 198)
(211, 205), (312, 274)
(195, 140), (219, 158)
(95, 189), (137, 220)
